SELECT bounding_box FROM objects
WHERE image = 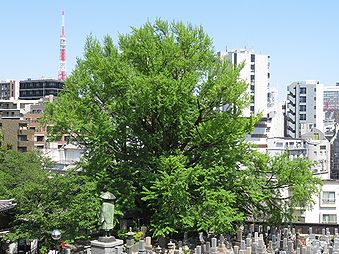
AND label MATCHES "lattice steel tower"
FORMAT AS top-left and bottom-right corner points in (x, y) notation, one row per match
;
(58, 10), (67, 81)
